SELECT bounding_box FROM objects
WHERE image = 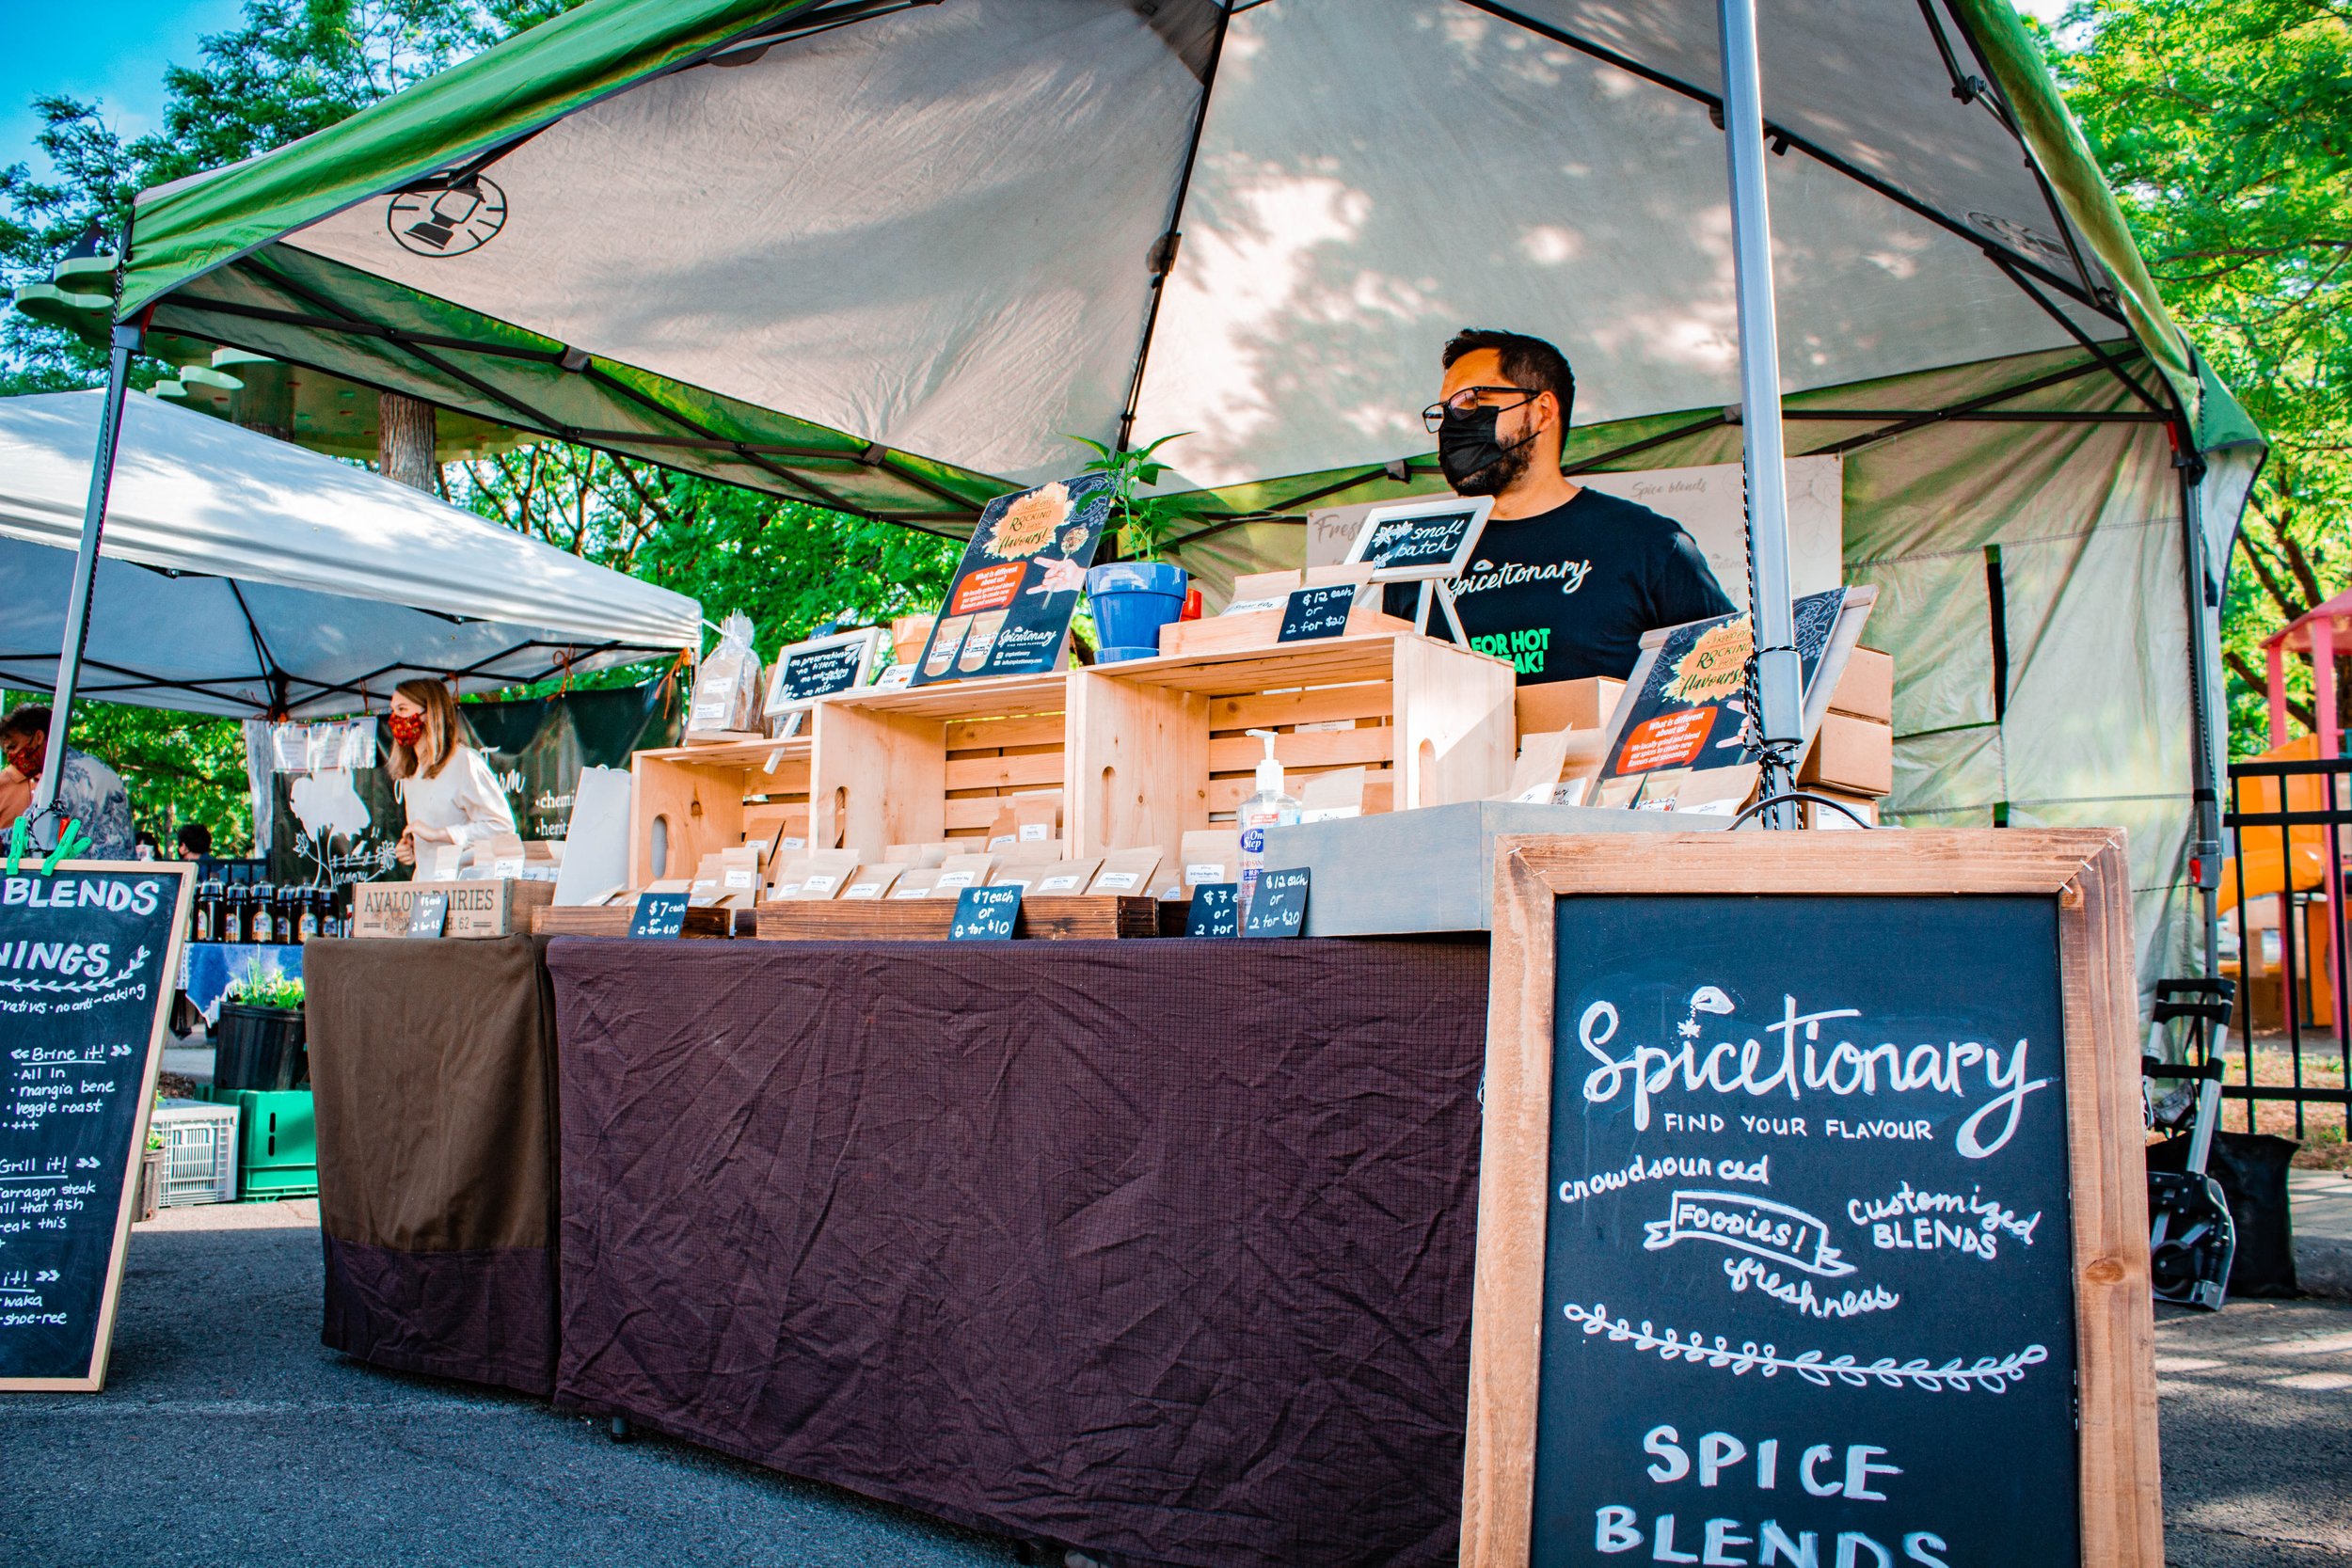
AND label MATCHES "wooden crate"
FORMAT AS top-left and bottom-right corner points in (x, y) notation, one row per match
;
(809, 673), (1068, 851)
(1064, 630), (1516, 858)
(532, 904), (737, 939)
(754, 895), (1158, 942)
(629, 735), (811, 886)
